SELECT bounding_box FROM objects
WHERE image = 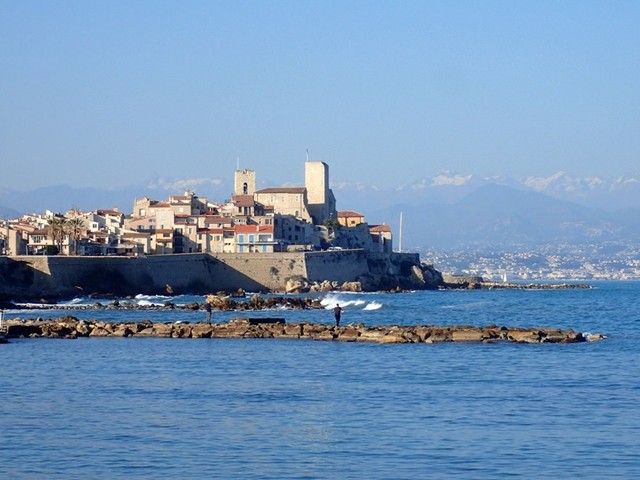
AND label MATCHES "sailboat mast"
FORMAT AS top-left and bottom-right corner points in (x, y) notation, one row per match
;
(399, 211), (403, 252)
